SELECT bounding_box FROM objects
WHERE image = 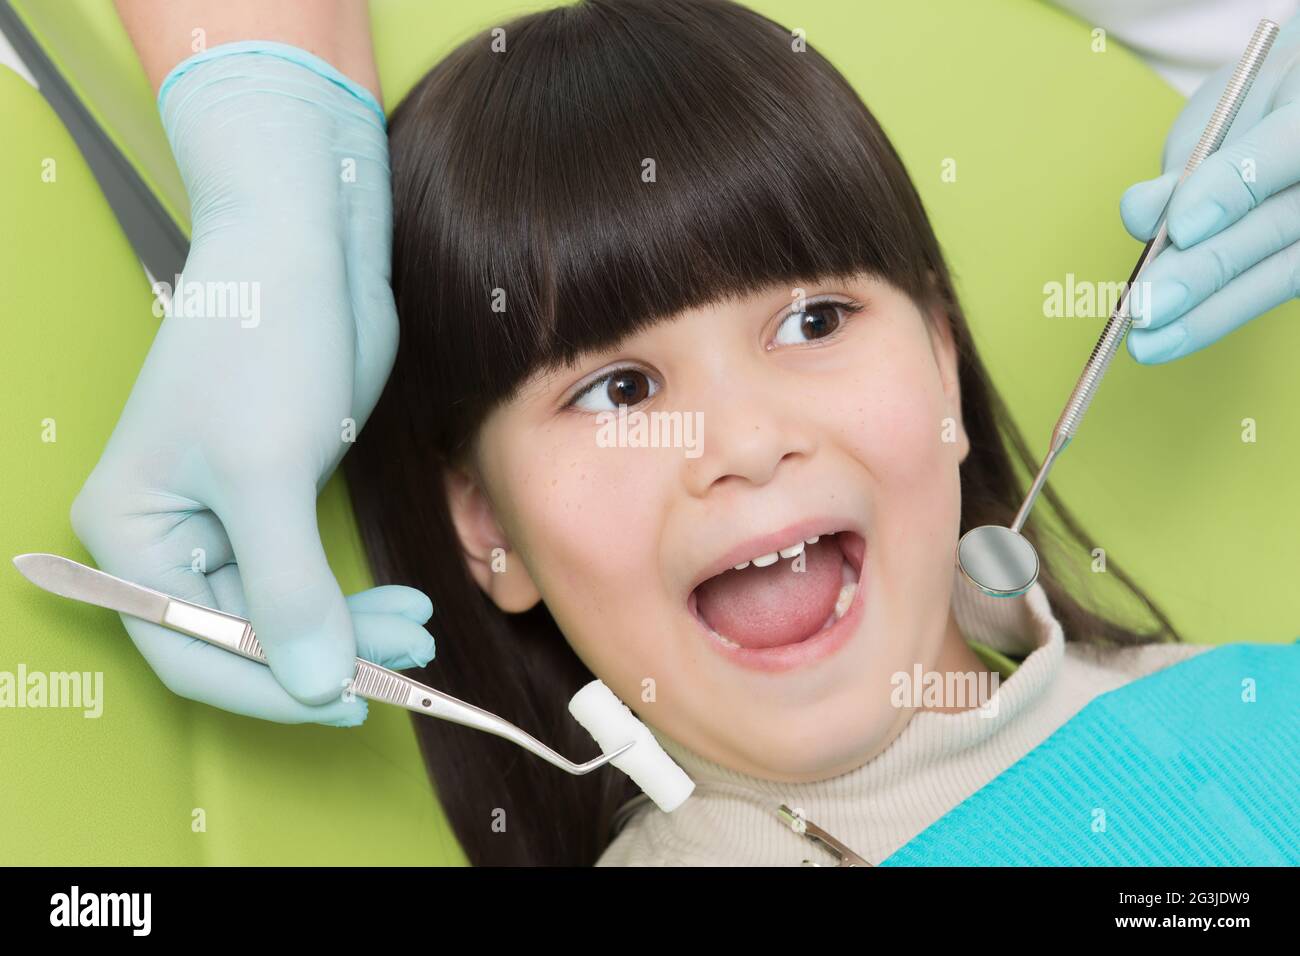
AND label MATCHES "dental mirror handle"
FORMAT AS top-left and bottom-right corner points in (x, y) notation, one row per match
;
(1010, 17), (1280, 535)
